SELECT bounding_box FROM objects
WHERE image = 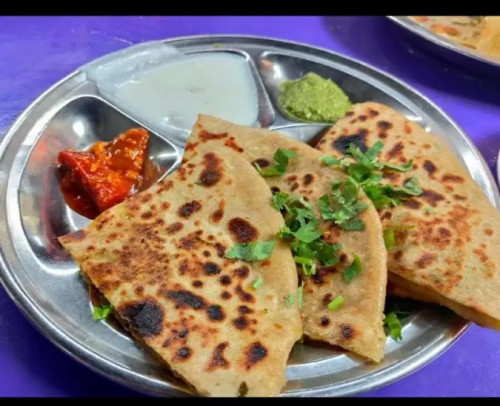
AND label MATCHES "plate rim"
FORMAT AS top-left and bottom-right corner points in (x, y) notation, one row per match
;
(1, 33), (496, 397)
